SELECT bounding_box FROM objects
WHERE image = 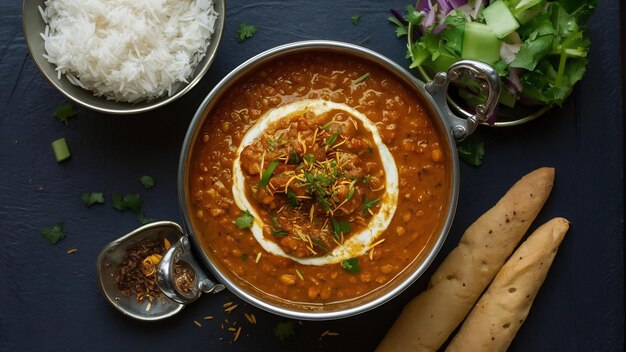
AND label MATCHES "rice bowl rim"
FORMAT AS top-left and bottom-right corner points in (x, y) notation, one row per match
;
(22, 0), (225, 115)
